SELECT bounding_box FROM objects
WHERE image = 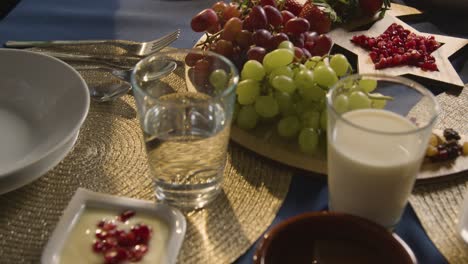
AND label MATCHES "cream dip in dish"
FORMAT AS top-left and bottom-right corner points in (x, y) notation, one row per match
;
(42, 188), (186, 264)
